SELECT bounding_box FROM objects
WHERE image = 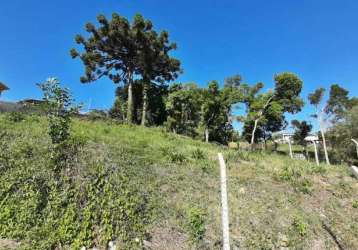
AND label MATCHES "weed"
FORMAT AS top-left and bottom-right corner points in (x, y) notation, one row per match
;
(292, 215), (308, 236)
(353, 200), (358, 208)
(191, 148), (205, 160)
(294, 178), (314, 194)
(161, 147), (187, 163)
(186, 206), (206, 243)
